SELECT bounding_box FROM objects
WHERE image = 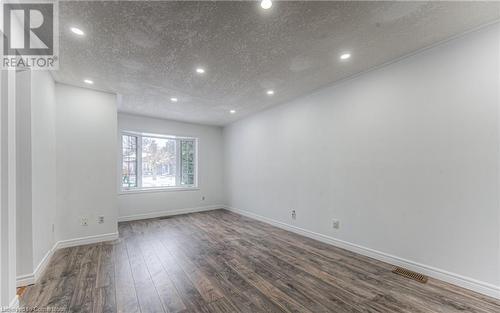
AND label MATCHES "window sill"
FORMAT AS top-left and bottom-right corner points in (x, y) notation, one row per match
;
(119, 187), (200, 195)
